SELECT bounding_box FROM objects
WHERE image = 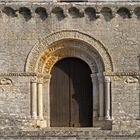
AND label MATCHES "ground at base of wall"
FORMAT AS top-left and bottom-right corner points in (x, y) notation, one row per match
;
(0, 129), (140, 140)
